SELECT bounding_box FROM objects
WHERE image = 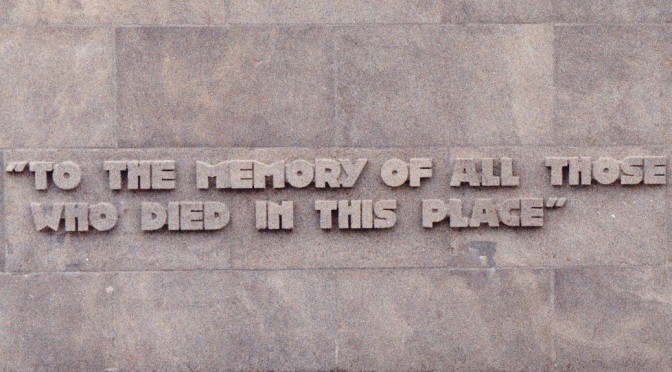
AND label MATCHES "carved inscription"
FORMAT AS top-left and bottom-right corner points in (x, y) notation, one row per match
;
(5, 154), (668, 234)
